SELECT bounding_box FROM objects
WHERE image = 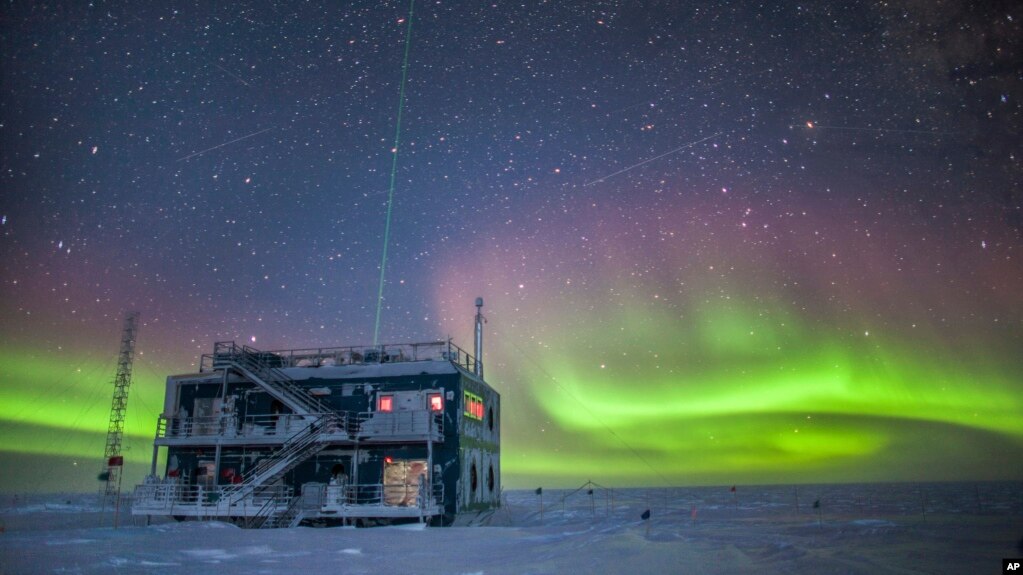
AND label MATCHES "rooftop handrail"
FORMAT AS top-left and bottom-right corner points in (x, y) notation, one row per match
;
(201, 339), (478, 374)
